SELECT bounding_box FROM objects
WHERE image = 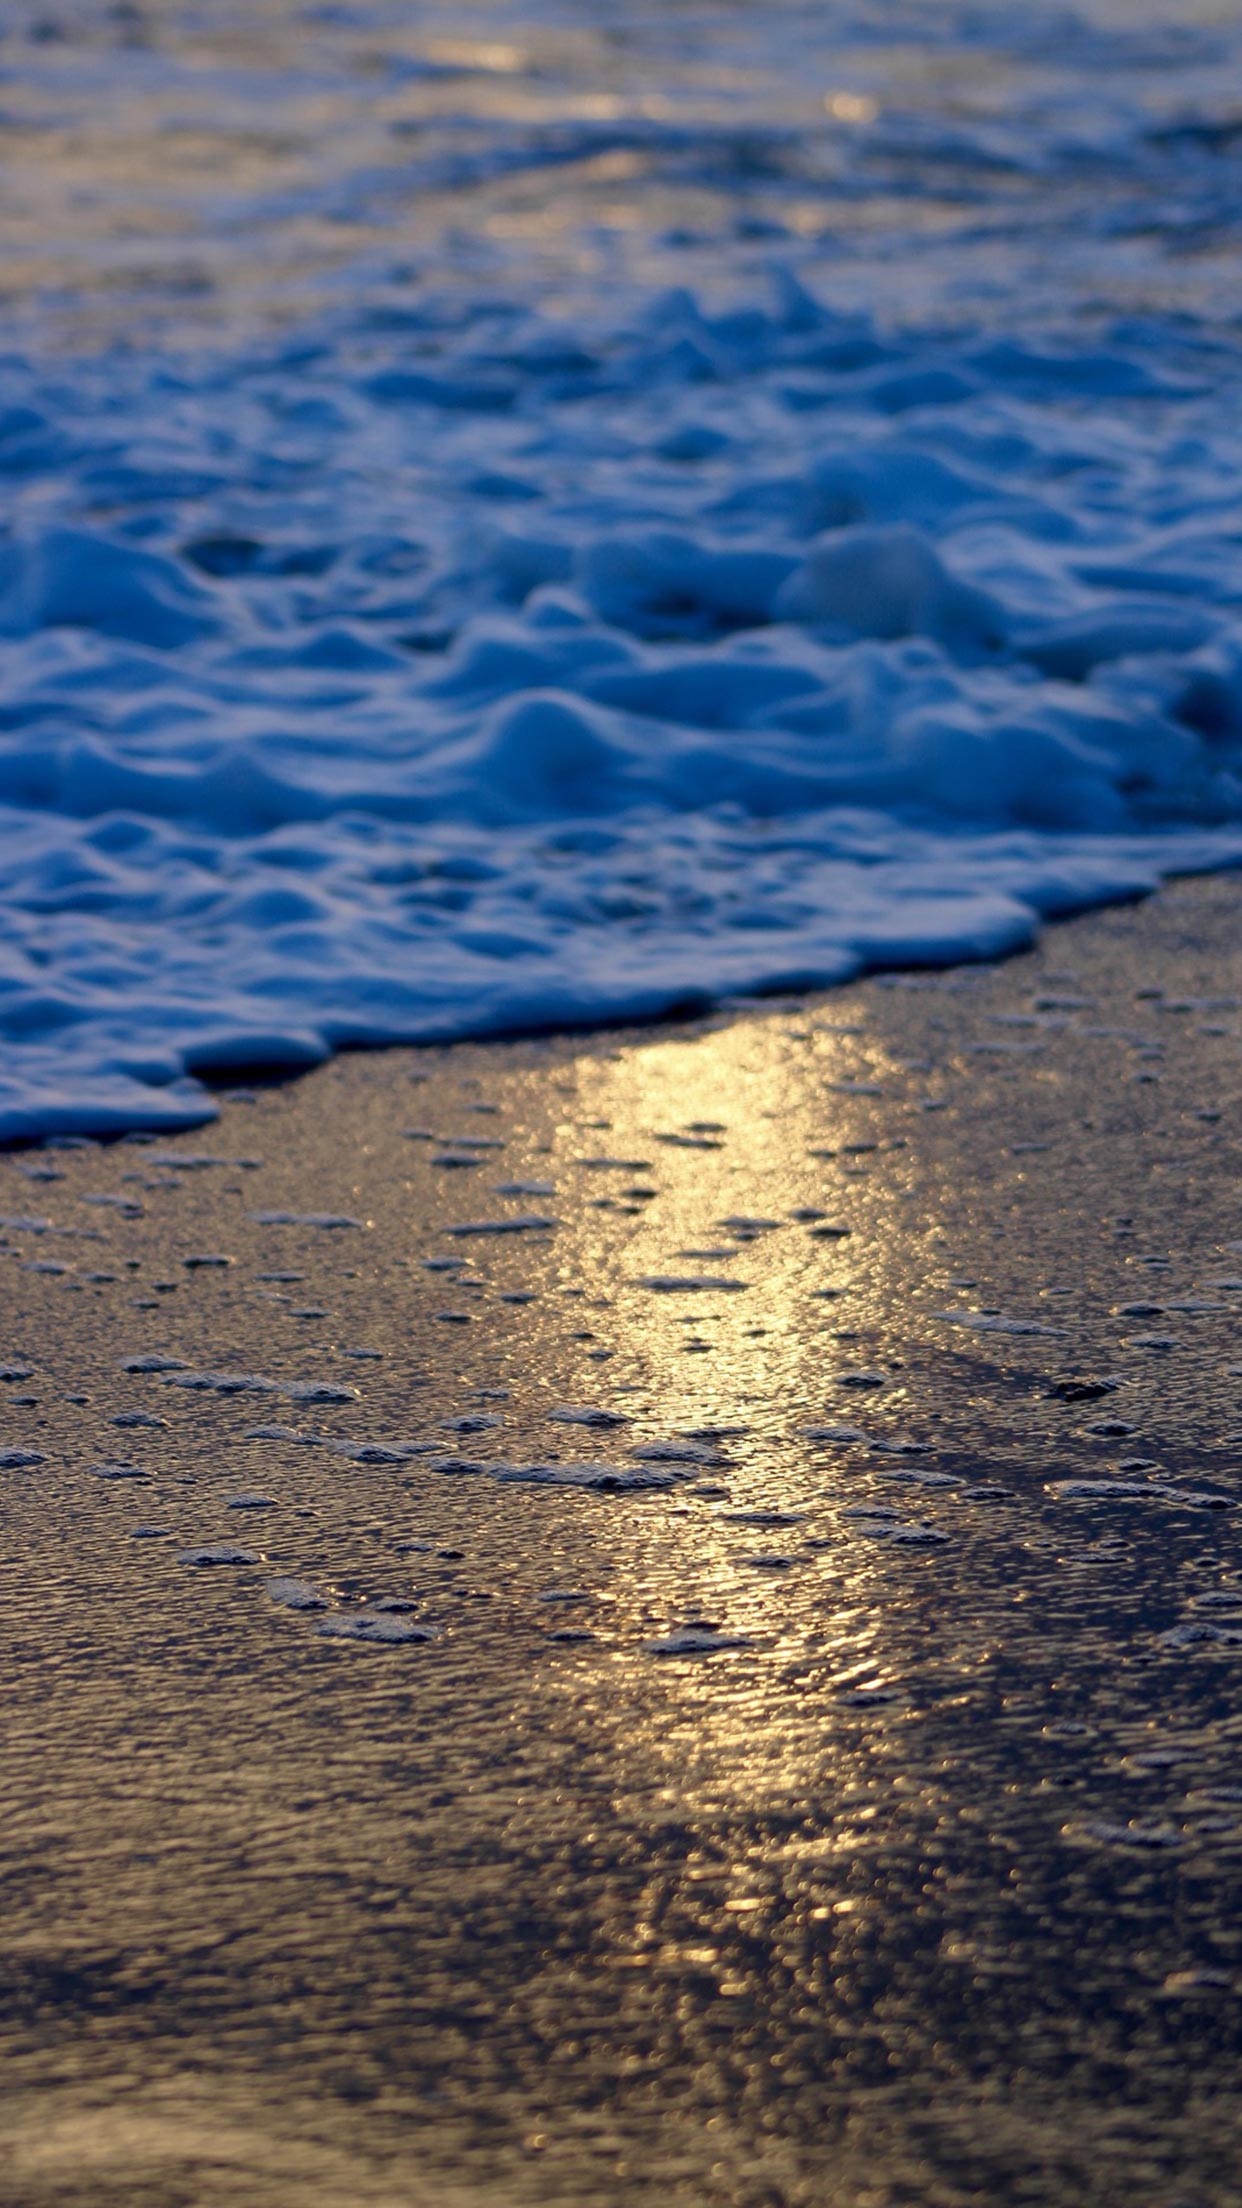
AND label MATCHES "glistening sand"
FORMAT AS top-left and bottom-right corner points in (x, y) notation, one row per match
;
(0, 871), (1240, 2207)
